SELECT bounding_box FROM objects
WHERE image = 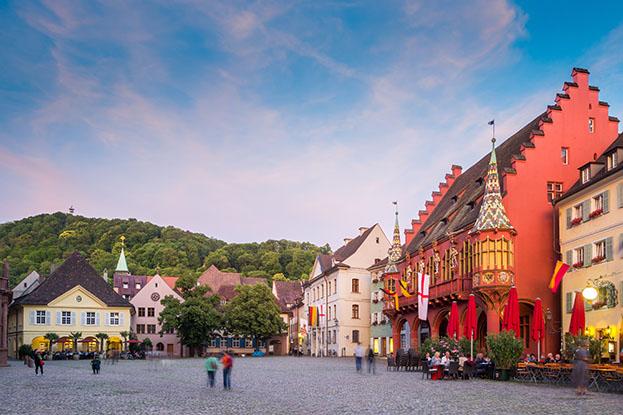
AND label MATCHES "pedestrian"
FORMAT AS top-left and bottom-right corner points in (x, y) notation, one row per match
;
(91, 355), (101, 375)
(221, 351), (233, 390)
(33, 350), (44, 376)
(354, 342), (364, 372)
(572, 341), (590, 396)
(205, 353), (219, 388)
(367, 348), (376, 374)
